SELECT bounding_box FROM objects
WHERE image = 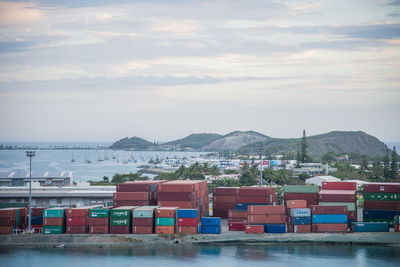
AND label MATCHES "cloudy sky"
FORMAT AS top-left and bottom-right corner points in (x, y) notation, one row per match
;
(0, 0), (399, 143)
